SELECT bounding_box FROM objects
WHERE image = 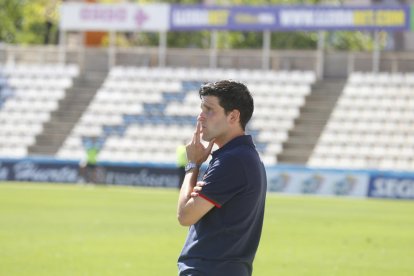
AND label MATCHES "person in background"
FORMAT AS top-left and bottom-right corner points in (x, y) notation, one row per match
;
(79, 137), (100, 184)
(176, 140), (187, 189)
